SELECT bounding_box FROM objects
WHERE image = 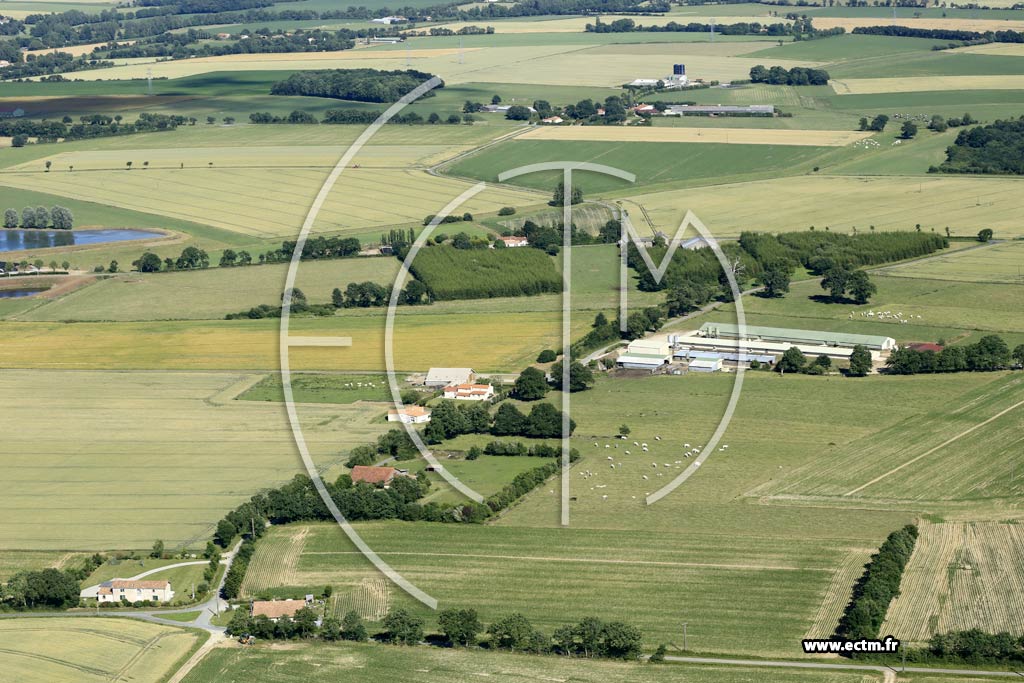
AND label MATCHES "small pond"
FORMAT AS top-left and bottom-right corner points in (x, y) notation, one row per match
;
(0, 229), (159, 253)
(0, 287), (47, 299)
